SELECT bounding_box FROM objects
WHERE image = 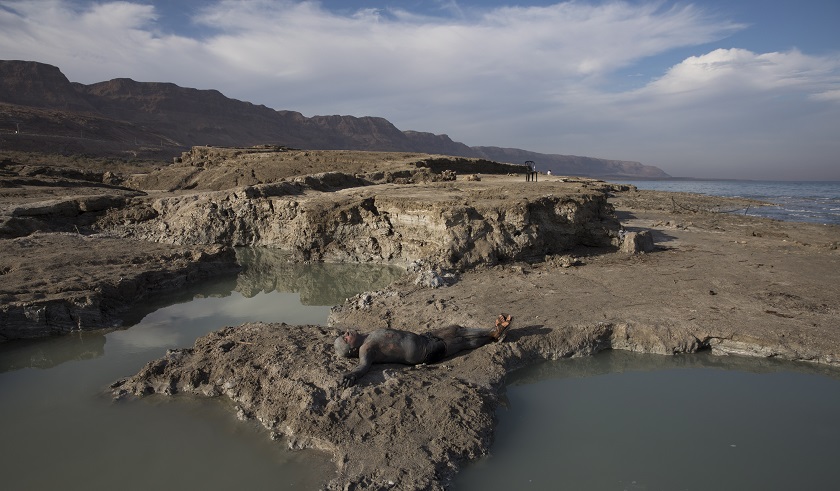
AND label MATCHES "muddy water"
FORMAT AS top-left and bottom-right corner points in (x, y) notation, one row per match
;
(453, 350), (840, 491)
(4, 251), (839, 491)
(0, 249), (404, 490)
